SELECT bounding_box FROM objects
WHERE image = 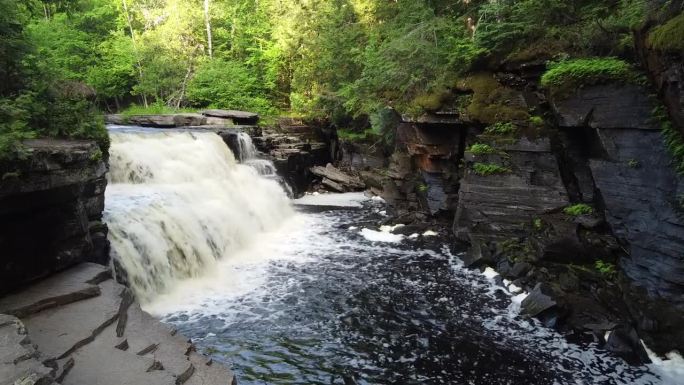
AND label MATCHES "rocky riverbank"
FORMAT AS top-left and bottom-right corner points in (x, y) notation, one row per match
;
(0, 138), (237, 385)
(320, 51), (684, 363)
(0, 263), (234, 385)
